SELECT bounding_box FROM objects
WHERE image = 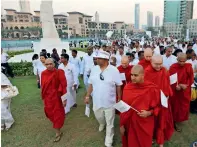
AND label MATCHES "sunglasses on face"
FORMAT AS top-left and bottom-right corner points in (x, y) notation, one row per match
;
(100, 72), (104, 80)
